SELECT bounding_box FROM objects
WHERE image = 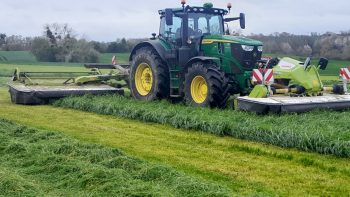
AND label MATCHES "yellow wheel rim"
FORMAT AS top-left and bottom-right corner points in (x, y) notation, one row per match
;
(135, 63), (153, 96)
(190, 76), (208, 104)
